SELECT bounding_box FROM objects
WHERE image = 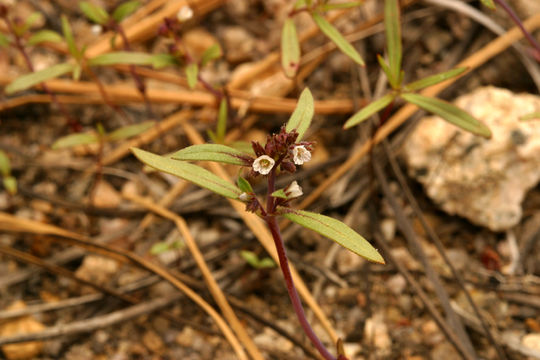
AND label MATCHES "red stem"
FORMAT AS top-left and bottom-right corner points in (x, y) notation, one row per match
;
(264, 169), (341, 360)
